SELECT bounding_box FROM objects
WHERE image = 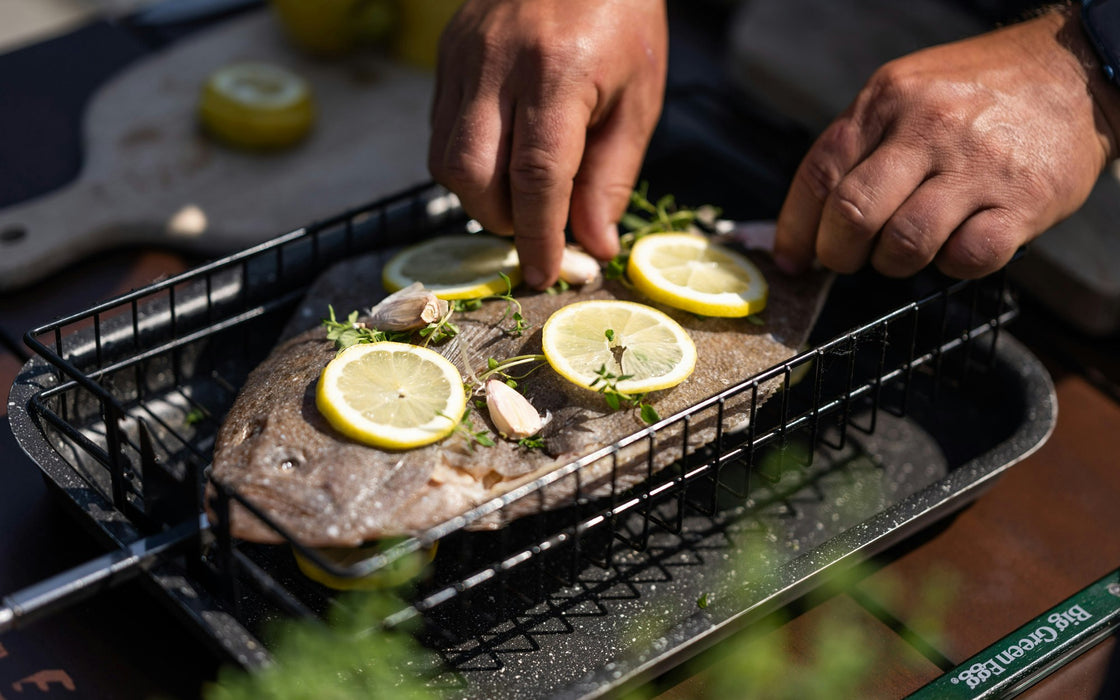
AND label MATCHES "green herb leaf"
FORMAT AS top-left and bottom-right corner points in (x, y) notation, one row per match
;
(452, 298), (483, 313)
(440, 410), (495, 452)
(517, 435), (545, 450)
(322, 306), (397, 351)
(604, 257), (627, 280)
(185, 408), (207, 426)
(604, 392), (621, 411)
